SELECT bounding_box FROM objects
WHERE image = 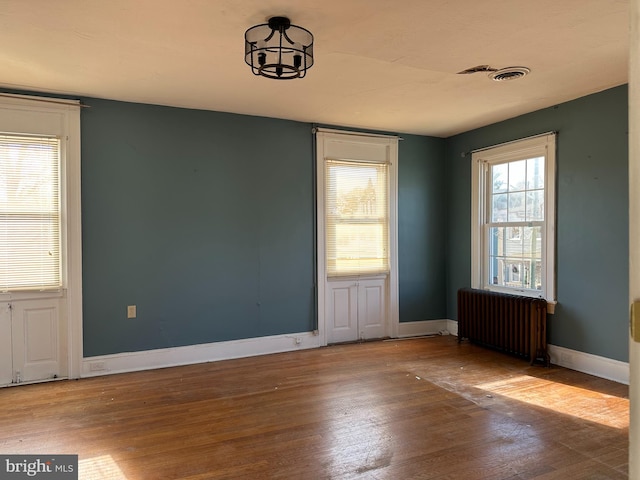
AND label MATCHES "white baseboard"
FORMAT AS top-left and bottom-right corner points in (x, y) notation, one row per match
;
(82, 331), (322, 378)
(450, 318), (628, 385)
(83, 321), (454, 378)
(82, 321), (629, 386)
(548, 344), (629, 385)
(447, 319), (458, 336)
(397, 320), (450, 338)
